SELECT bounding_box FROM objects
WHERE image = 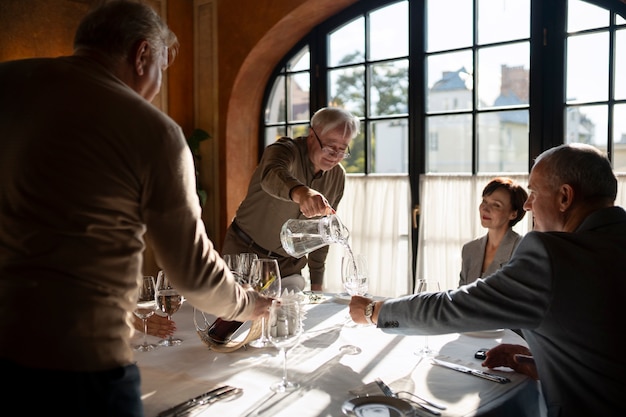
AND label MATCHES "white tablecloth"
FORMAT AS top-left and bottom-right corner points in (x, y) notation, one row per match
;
(135, 294), (542, 417)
